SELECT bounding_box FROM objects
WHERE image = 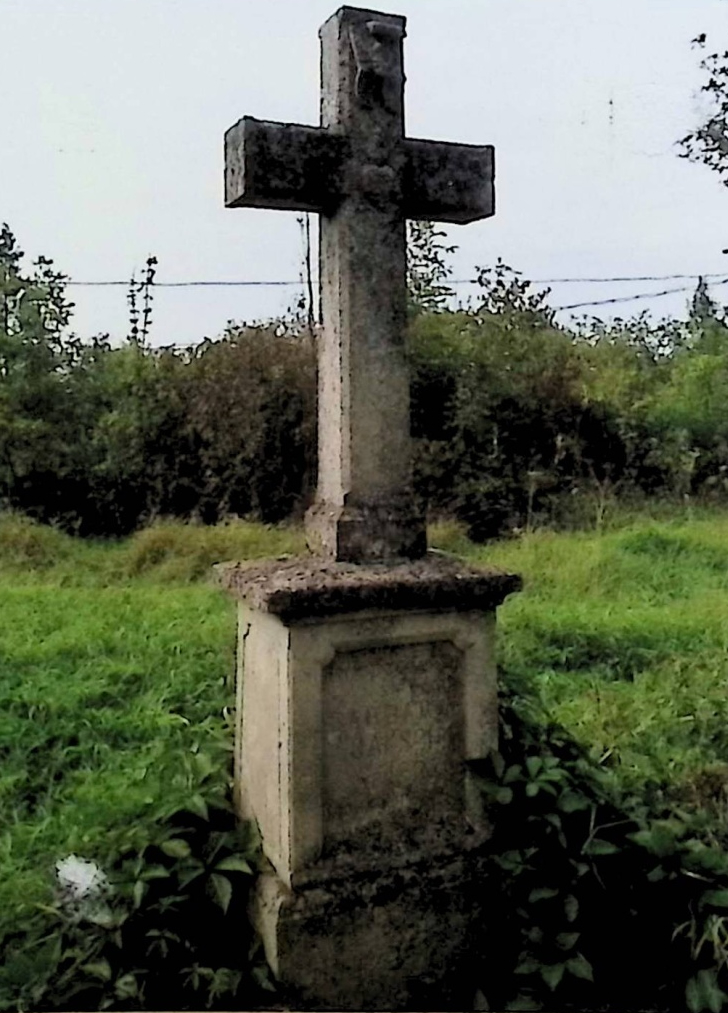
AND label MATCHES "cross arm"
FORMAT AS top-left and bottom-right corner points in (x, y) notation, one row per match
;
(225, 116), (347, 213)
(403, 138), (495, 224)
